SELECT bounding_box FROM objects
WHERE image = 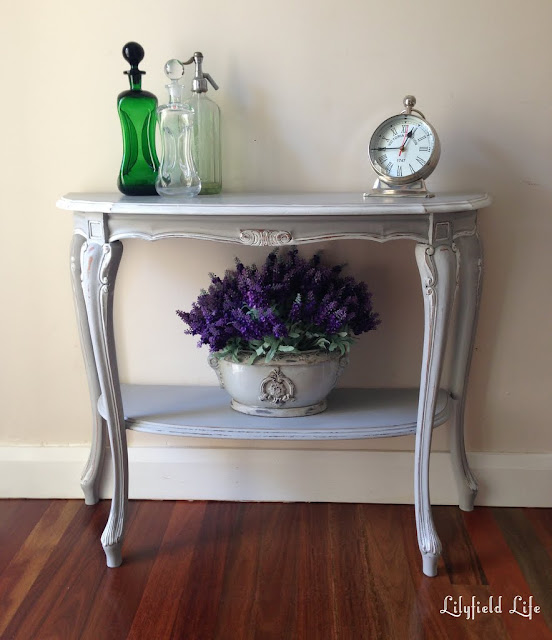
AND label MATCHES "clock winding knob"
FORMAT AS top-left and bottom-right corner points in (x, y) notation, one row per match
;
(404, 95), (416, 110)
